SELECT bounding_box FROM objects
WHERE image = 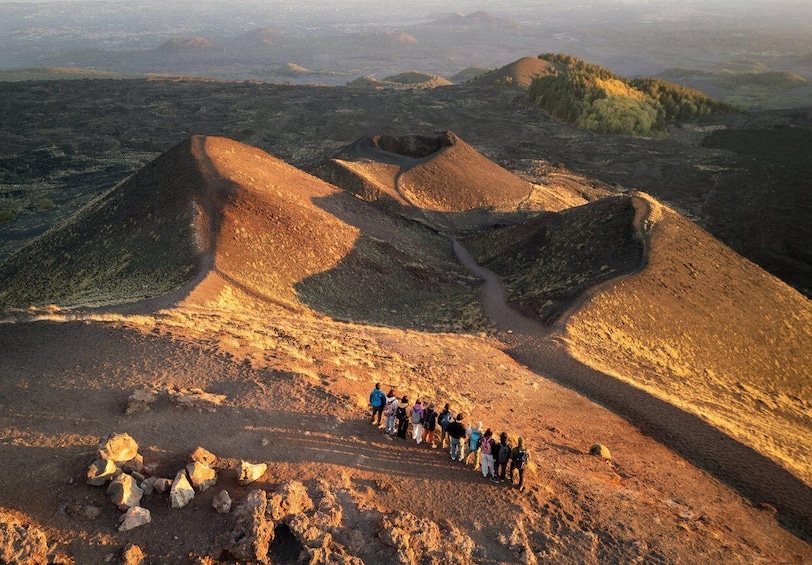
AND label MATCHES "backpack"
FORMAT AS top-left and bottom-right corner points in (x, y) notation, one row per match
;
(469, 429), (482, 451)
(383, 399), (396, 417)
(411, 407), (423, 424)
(396, 405), (406, 419)
(481, 437), (492, 455)
(424, 409), (437, 428)
(497, 443), (511, 464)
(514, 449), (529, 470)
(438, 411), (452, 430)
